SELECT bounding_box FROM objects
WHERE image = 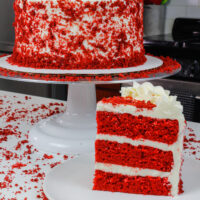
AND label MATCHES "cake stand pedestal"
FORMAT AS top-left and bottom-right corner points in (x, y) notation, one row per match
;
(30, 83), (97, 153)
(0, 55), (180, 154)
